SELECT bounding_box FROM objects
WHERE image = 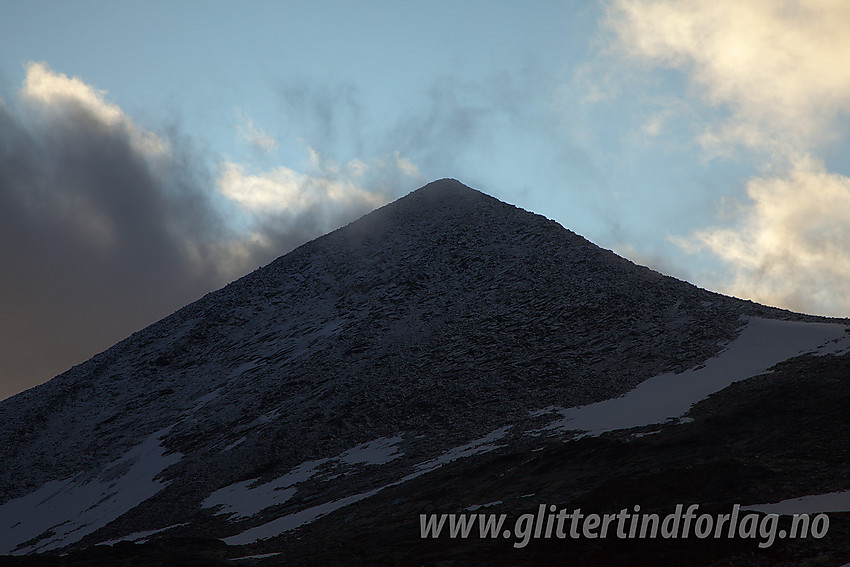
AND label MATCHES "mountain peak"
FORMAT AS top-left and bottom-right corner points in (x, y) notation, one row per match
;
(414, 177), (469, 190)
(407, 177), (480, 198)
(312, 178), (505, 249)
(376, 177), (494, 218)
